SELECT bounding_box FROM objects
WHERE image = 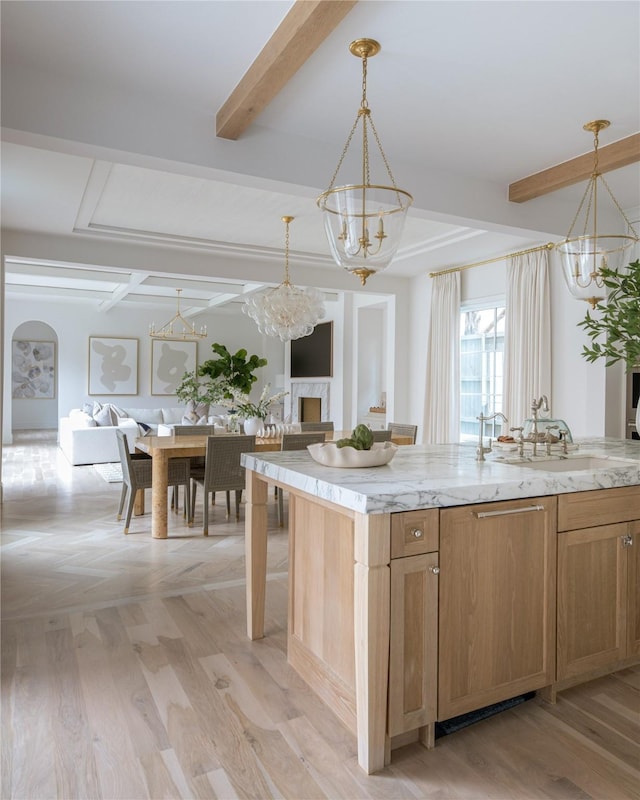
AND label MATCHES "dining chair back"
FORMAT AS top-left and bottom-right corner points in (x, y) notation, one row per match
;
(387, 422), (418, 444)
(277, 432), (326, 526)
(172, 424), (219, 436)
(371, 429), (392, 442)
(190, 435), (256, 535)
(116, 429), (191, 534)
(300, 421), (334, 432)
